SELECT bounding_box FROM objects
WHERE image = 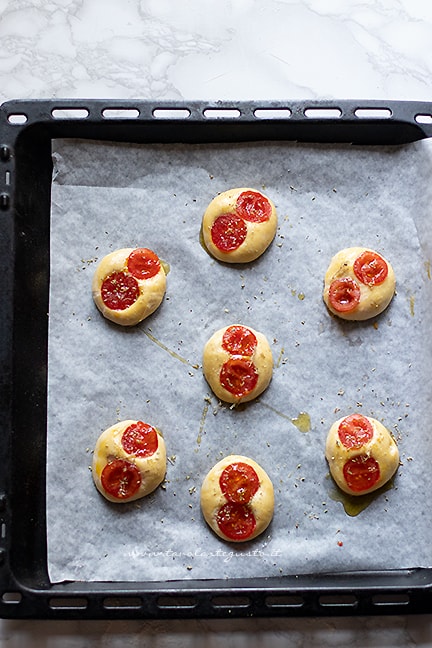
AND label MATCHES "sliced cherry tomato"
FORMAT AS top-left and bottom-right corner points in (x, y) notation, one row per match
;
(353, 251), (388, 286)
(210, 213), (247, 252)
(216, 502), (256, 540)
(338, 414), (374, 449)
(101, 459), (141, 499)
(101, 271), (139, 311)
(121, 421), (159, 458)
(219, 358), (258, 398)
(328, 277), (361, 313)
(236, 191), (272, 223)
(127, 248), (161, 280)
(342, 455), (380, 493)
(219, 462), (260, 504)
(222, 325), (257, 357)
